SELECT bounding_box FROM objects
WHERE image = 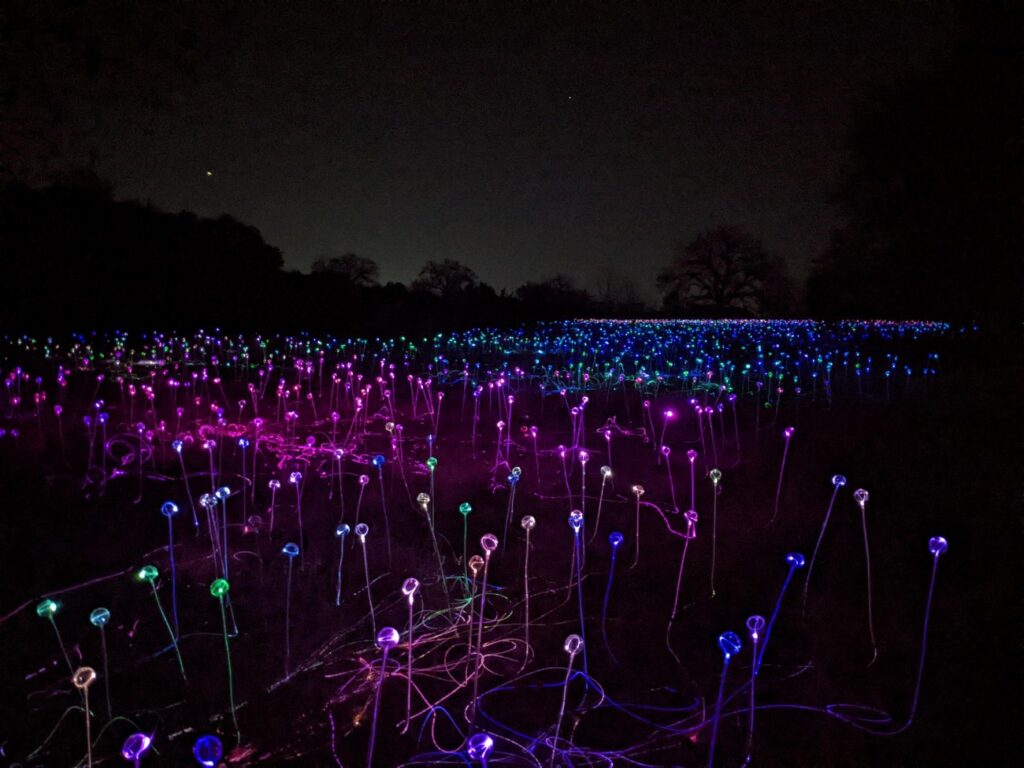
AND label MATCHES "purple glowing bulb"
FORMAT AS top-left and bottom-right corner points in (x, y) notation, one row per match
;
(376, 626), (400, 650)
(928, 536), (948, 556)
(686, 449), (697, 464)
(121, 732), (152, 763)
